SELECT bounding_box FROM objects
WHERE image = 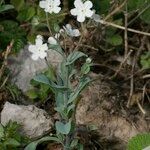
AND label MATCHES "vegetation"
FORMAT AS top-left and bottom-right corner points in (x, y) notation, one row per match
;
(0, 121), (29, 150)
(0, 0), (149, 149)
